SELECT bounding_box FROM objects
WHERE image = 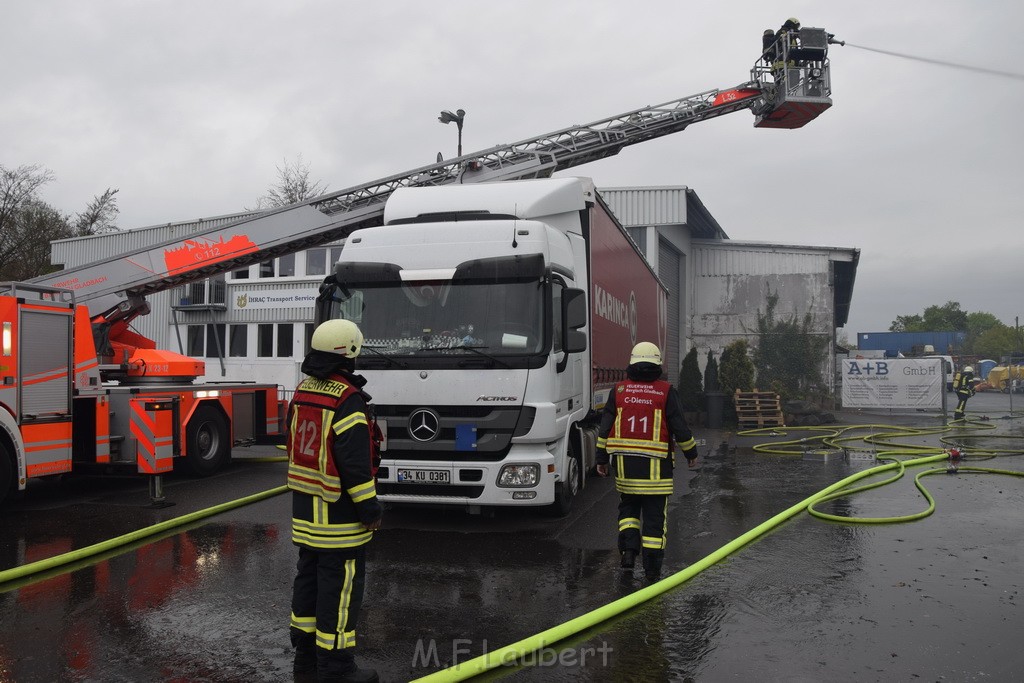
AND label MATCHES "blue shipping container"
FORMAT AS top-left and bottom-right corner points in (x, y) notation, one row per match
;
(857, 331), (966, 354)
